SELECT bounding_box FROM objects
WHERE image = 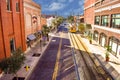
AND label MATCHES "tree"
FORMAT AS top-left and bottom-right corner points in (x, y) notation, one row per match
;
(78, 23), (85, 34)
(42, 25), (50, 41)
(0, 47), (25, 80)
(67, 16), (74, 23)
